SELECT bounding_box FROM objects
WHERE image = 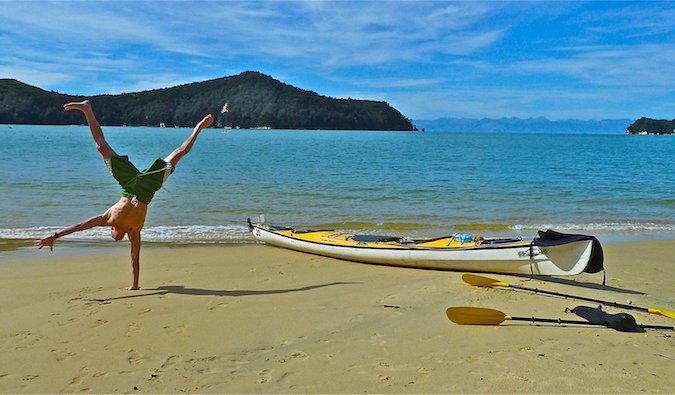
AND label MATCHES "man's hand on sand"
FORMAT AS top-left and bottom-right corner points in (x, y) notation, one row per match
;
(34, 235), (57, 251)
